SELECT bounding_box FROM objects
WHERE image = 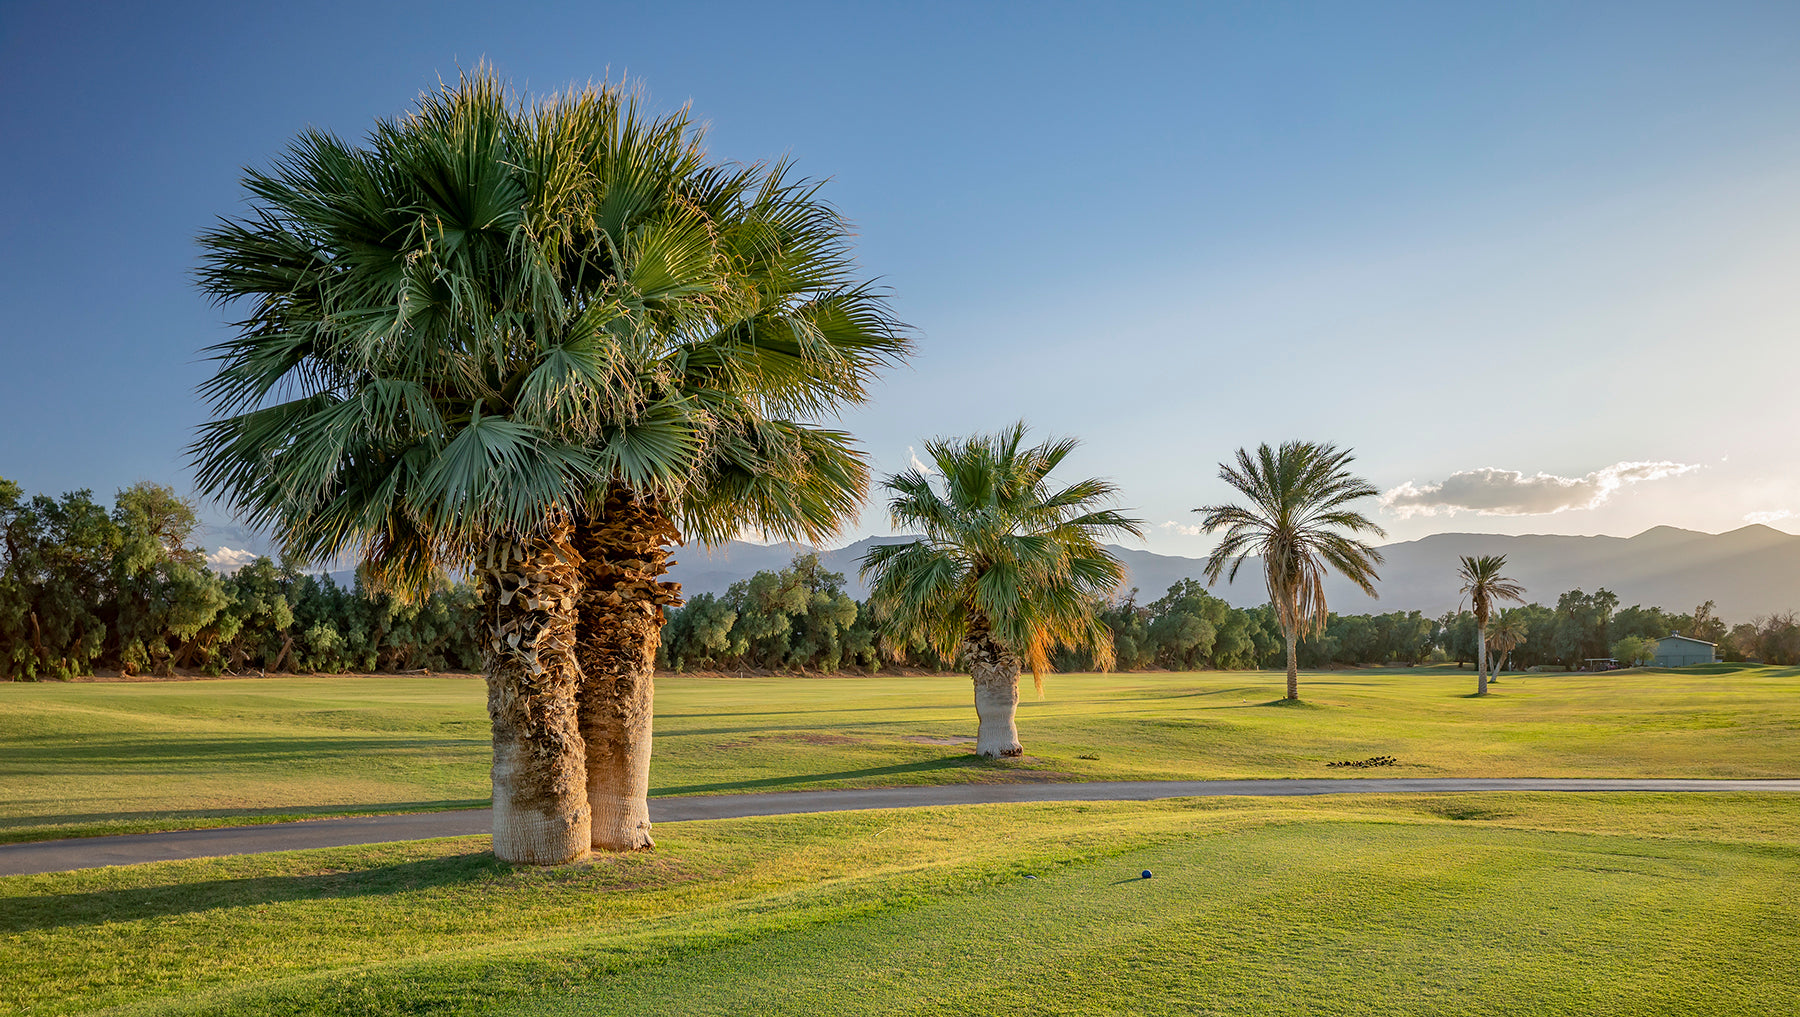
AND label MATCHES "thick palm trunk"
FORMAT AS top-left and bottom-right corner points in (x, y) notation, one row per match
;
(479, 523), (589, 865)
(964, 617), (1023, 757)
(573, 486), (682, 852)
(1284, 629), (1299, 701)
(1476, 625), (1489, 695)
